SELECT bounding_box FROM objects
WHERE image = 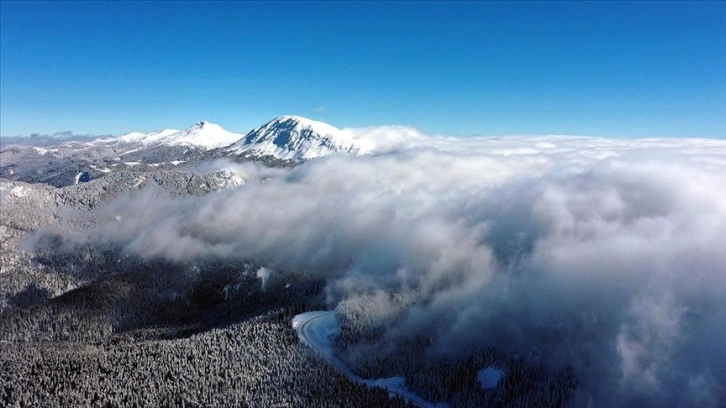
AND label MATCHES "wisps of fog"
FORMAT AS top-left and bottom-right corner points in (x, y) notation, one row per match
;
(188, 158), (290, 181)
(0, 131), (113, 147)
(76, 128), (726, 406)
